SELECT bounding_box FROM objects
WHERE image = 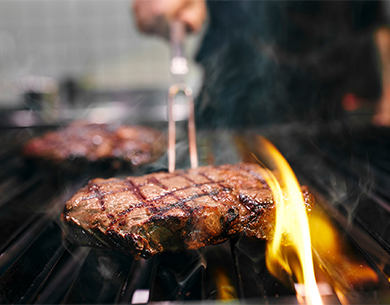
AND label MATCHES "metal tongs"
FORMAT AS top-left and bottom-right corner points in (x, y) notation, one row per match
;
(168, 21), (198, 173)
